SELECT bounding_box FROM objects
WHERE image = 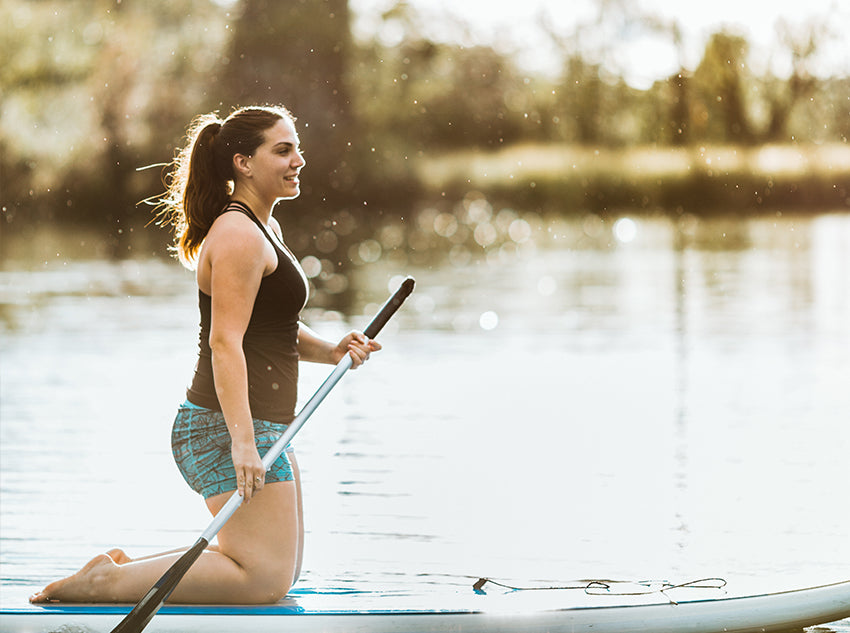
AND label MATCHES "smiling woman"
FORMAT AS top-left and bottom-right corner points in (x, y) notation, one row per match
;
(28, 105), (383, 606)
